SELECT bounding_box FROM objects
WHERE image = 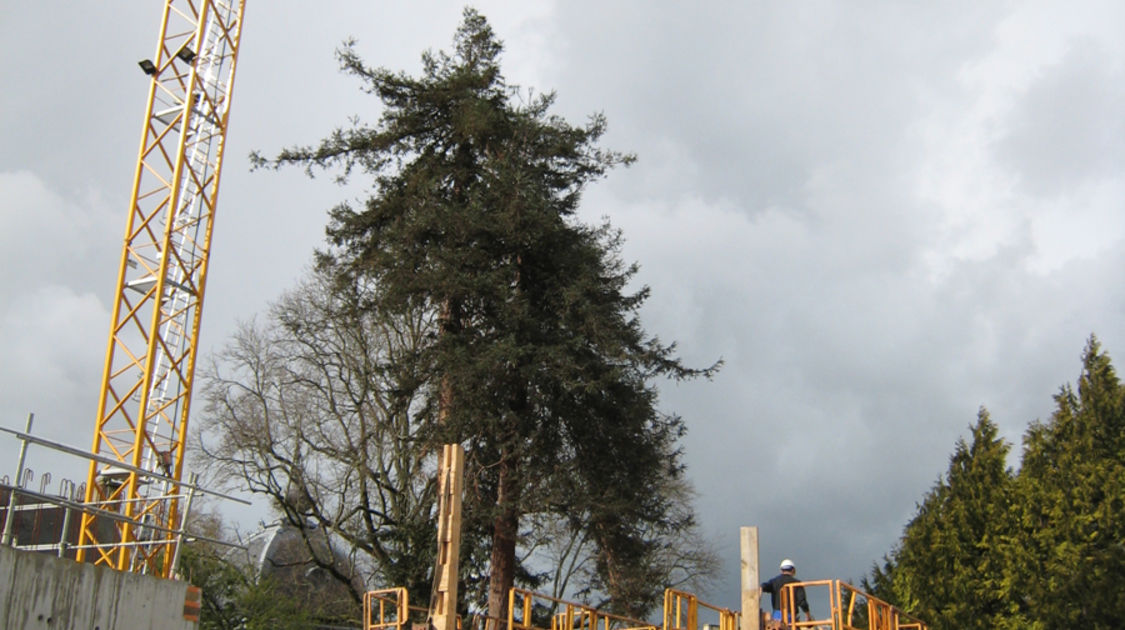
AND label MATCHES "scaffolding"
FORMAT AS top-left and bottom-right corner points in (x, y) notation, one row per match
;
(2, 415), (246, 574)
